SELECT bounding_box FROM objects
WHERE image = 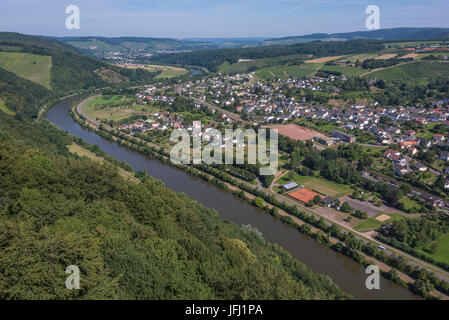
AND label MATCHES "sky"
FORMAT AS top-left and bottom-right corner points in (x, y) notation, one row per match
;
(0, 0), (449, 39)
